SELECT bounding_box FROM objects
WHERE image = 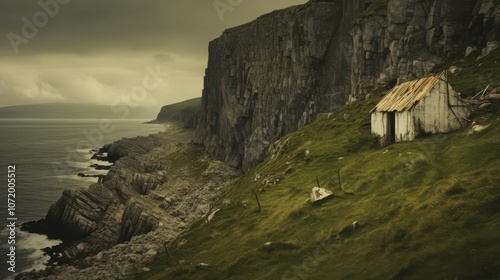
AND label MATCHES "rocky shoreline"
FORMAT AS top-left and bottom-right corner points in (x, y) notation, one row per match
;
(17, 124), (240, 280)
